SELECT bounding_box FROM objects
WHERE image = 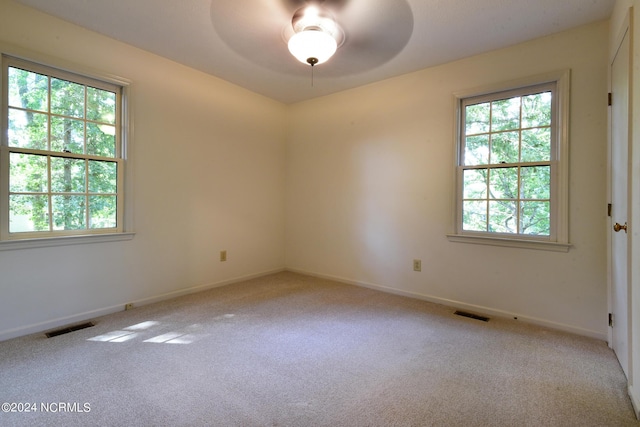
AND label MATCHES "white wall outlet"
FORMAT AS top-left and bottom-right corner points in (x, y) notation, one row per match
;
(220, 250), (227, 262)
(413, 259), (422, 272)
